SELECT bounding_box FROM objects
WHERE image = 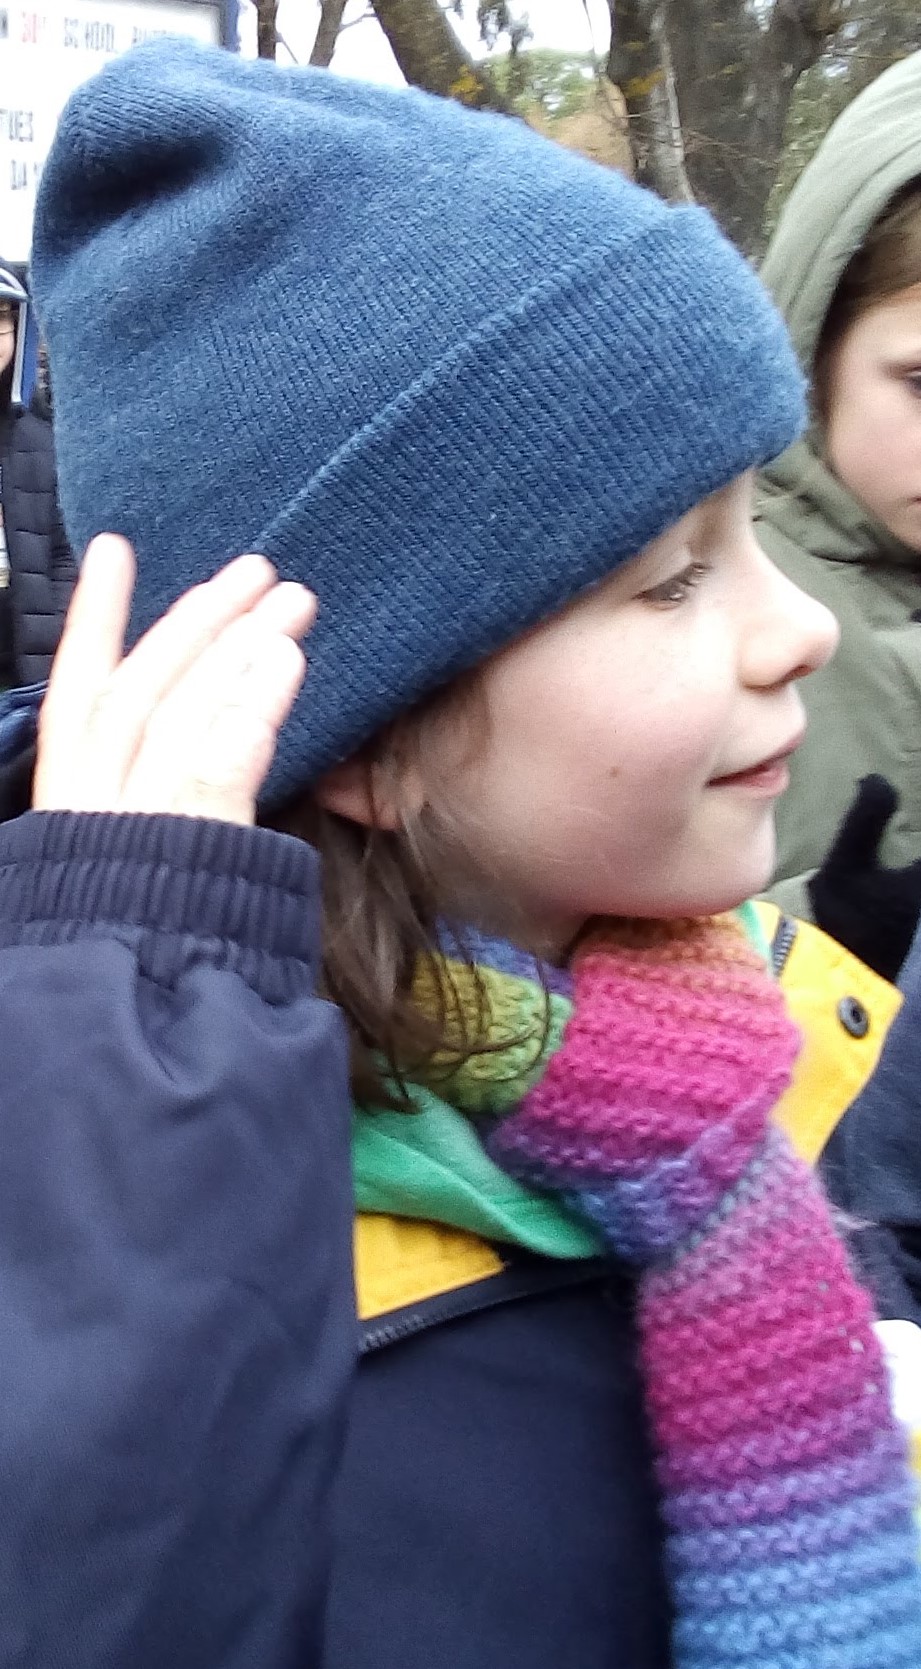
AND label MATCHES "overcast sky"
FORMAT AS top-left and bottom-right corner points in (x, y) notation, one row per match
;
(258, 1), (611, 82)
